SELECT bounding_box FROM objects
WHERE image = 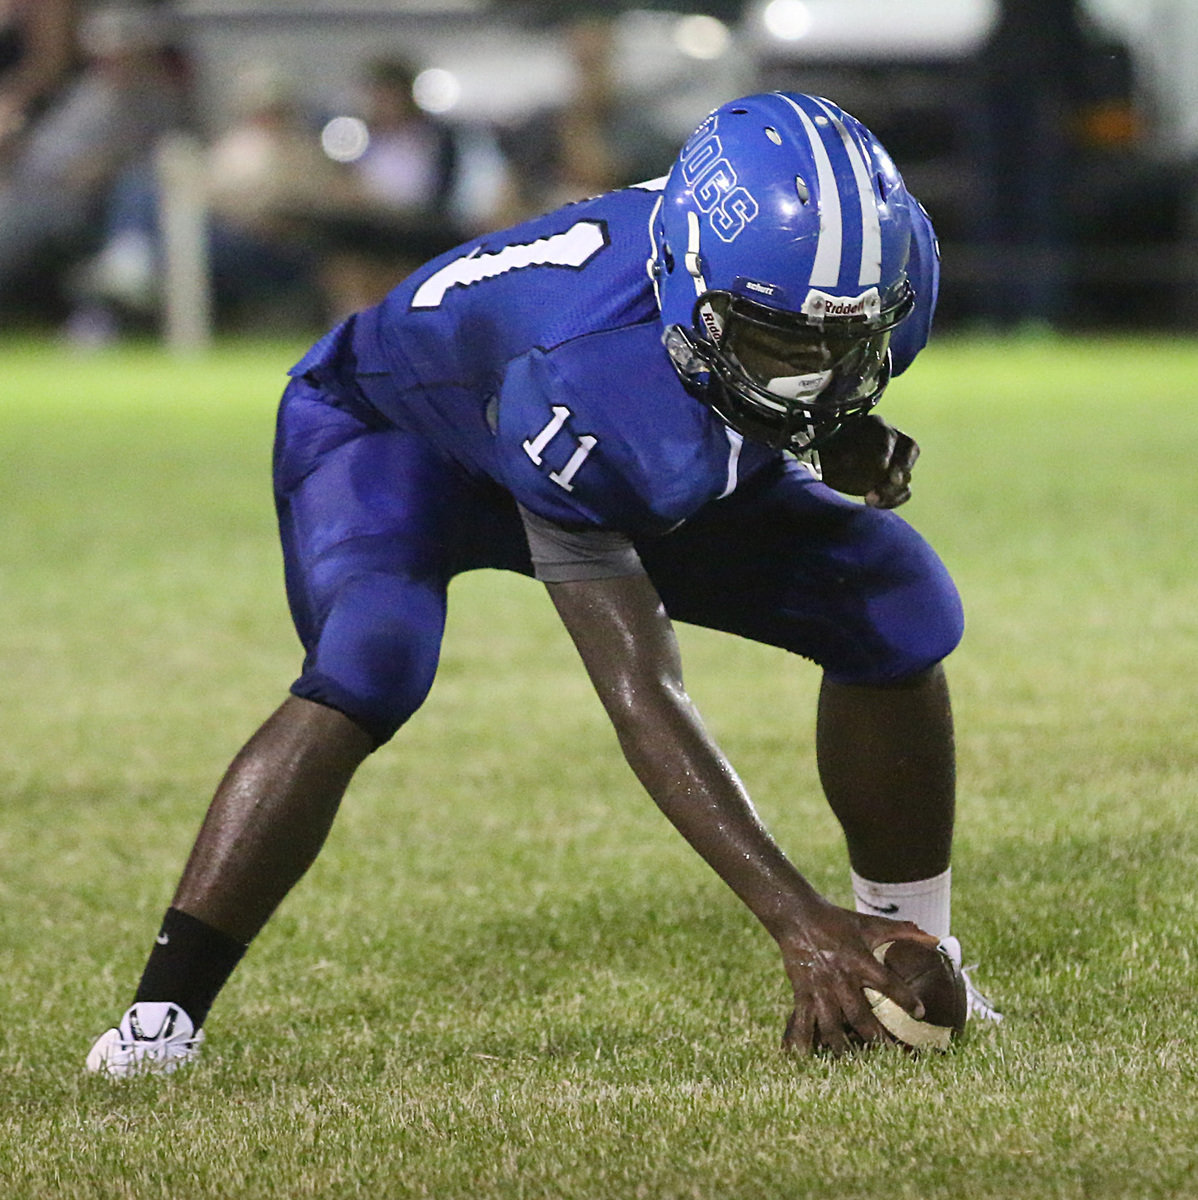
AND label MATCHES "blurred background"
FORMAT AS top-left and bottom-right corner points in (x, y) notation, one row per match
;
(1, 0), (1195, 348)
